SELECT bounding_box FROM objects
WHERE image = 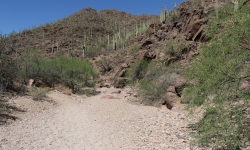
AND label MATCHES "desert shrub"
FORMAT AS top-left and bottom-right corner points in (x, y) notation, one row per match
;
(95, 58), (113, 74)
(0, 55), (19, 90)
(161, 39), (186, 59)
(85, 45), (102, 58)
(16, 49), (44, 80)
(59, 57), (97, 90)
(0, 40), (98, 93)
(127, 57), (182, 105)
(31, 87), (49, 101)
(138, 62), (182, 105)
(113, 52), (126, 64)
(184, 4), (250, 149)
(126, 59), (149, 83)
(129, 43), (141, 55)
(37, 56), (98, 91)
